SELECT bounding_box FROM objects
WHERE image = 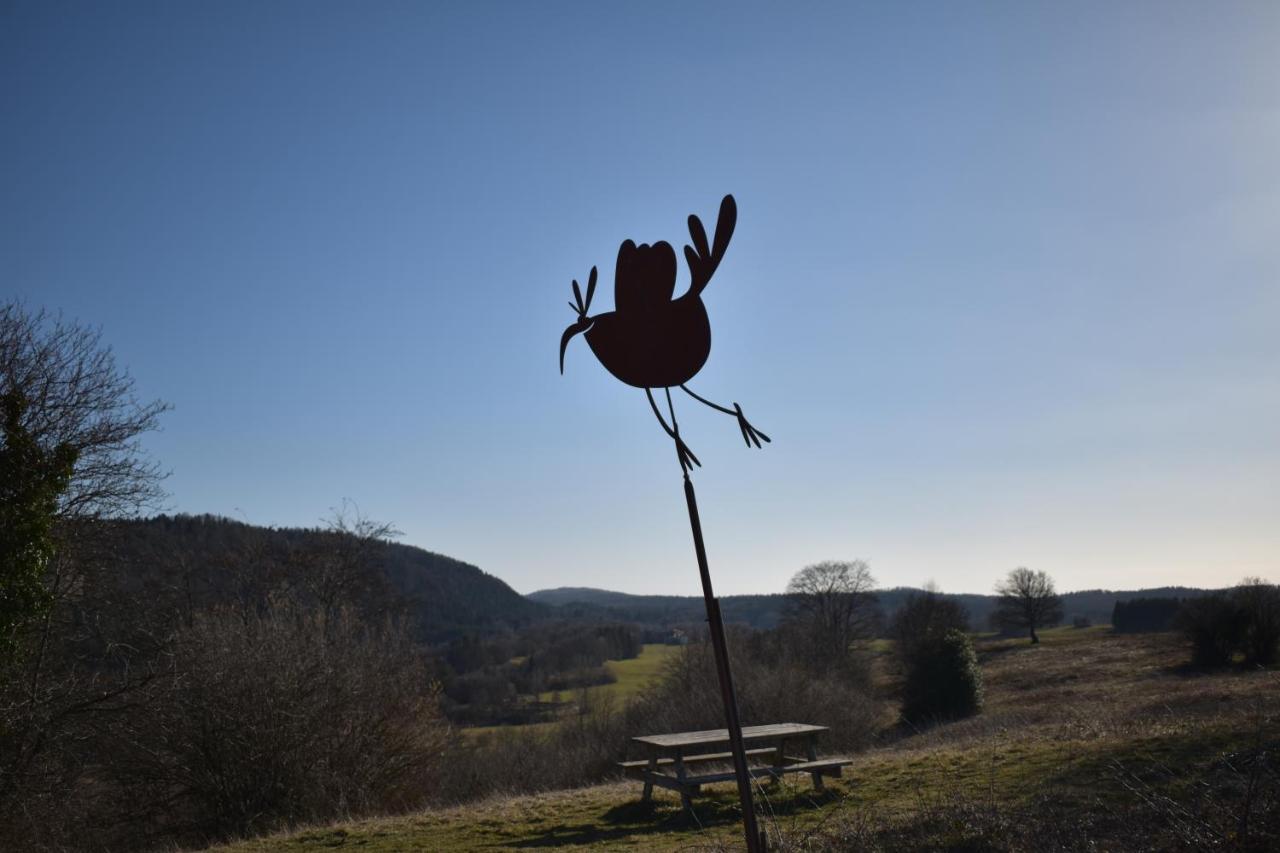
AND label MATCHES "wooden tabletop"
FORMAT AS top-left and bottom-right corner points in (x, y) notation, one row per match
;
(632, 723), (828, 749)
